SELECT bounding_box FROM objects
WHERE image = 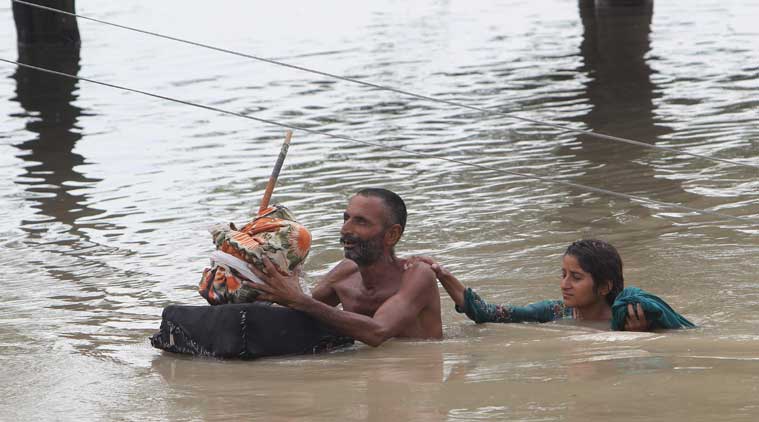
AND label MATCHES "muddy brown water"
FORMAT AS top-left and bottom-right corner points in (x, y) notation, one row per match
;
(1, 0), (757, 420)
